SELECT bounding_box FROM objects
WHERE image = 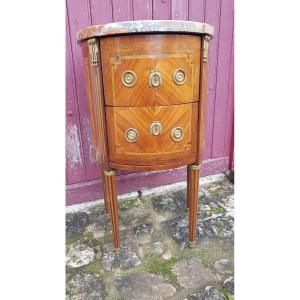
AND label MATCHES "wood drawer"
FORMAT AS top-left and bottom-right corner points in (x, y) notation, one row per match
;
(101, 34), (201, 107)
(106, 103), (198, 166)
